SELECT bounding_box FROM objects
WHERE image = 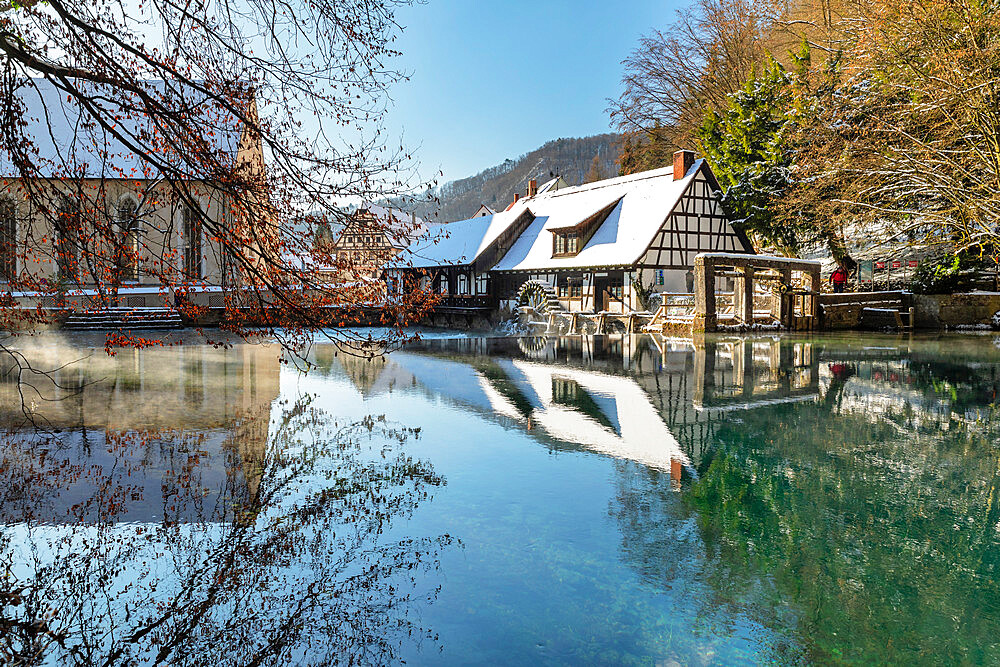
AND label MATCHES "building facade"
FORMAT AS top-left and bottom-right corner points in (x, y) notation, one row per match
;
(329, 204), (427, 280)
(0, 79), (265, 312)
(389, 152), (753, 314)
